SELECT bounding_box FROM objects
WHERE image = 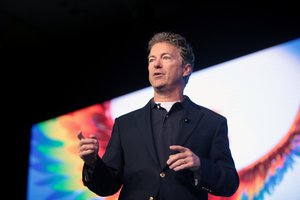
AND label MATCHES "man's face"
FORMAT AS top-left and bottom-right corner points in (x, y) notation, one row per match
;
(148, 42), (190, 92)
